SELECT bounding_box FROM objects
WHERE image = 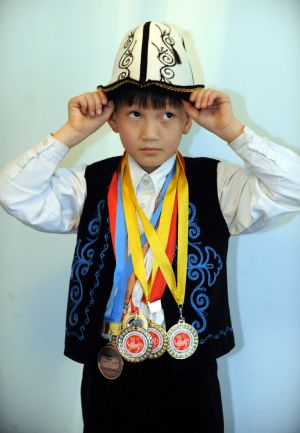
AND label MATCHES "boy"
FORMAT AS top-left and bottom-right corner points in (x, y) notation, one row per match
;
(0, 22), (300, 433)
